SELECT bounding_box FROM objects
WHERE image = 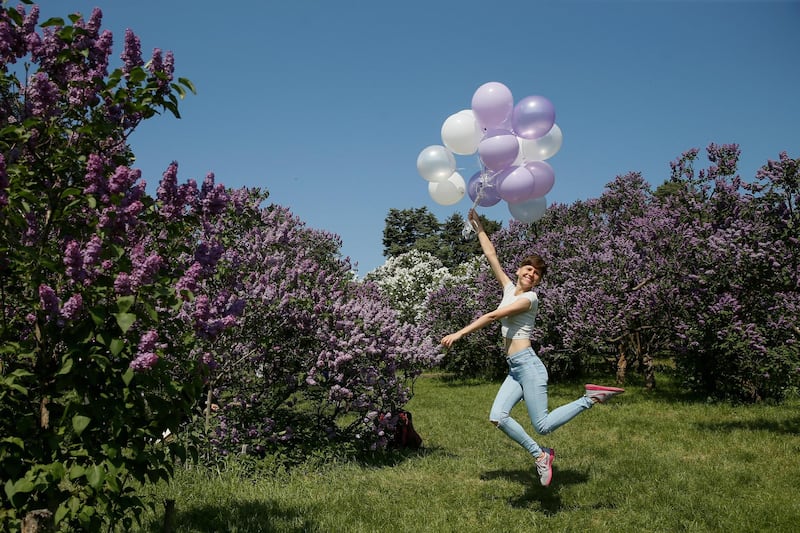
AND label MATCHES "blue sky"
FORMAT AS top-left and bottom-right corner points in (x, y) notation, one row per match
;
(34, 0), (800, 275)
